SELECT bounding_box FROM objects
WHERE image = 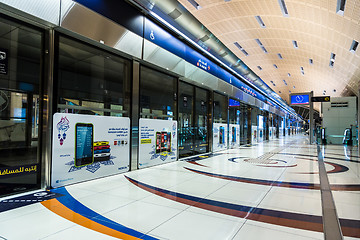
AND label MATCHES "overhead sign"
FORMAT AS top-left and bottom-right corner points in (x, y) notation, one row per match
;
(311, 96), (330, 102)
(290, 94), (310, 105)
